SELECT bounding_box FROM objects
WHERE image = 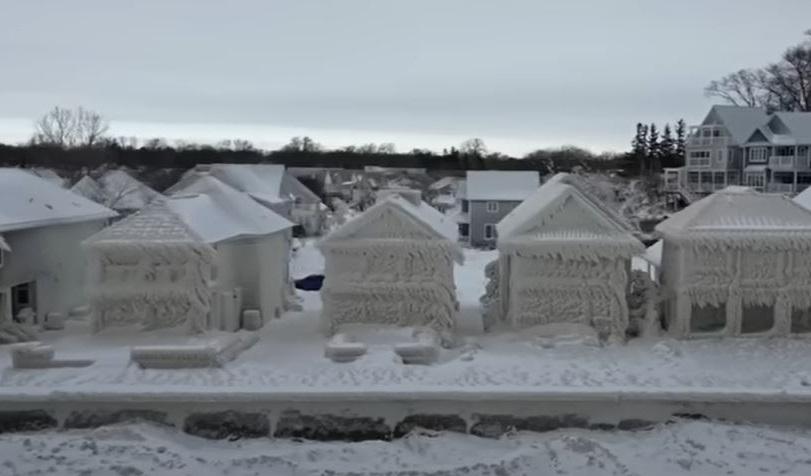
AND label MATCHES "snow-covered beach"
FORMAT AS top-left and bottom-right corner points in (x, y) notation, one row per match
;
(2, 420), (811, 476)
